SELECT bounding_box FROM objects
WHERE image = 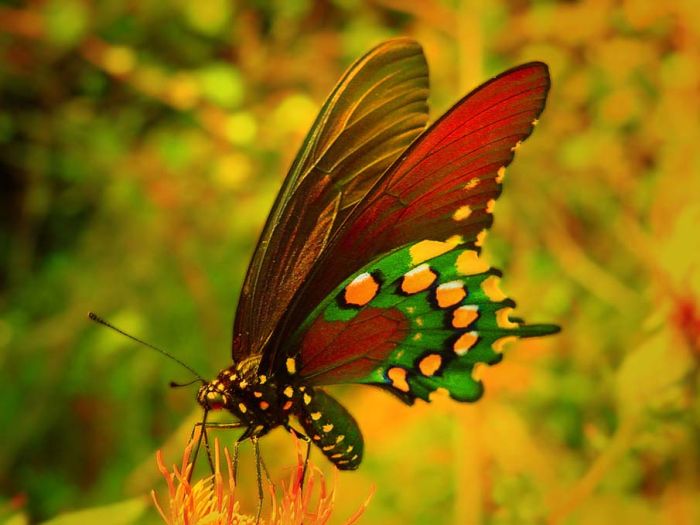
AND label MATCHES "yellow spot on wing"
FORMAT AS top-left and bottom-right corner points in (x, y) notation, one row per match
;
(496, 166), (506, 183)
(511, 140), (522, 152)
(323, 444), (335, 451)
(486, 199), (496, 214)
(464, 177), (480, 190)
(496, 307), (519, 329)
(481, 275), (506, 301)
(387, 367), (410, 392)
(429, 387), (450, 401)
(452, 205), (472, 221)
(418, 354), (442, 376)
(452, 305), (479, 328)
(283, 386), (294, 398)
(454, 331), (478, 355)
(401, 264), (437, 294)
(436, 280), (466, 308)
(410, 238), (462, 265)
(311, 412), (322, 421)
(456, 250), (489, 275)
(472, 362), (488, 381)
(336, 435), (345, 443)
(492, 335), (518, 353)
(238, 403), (247, 413)
(322, 423), (333, 432)
(303, 393), (312, 405)
(286, 357), (296, 374)
(475, 229), (488, 247)
(412, 333), (422, 341)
